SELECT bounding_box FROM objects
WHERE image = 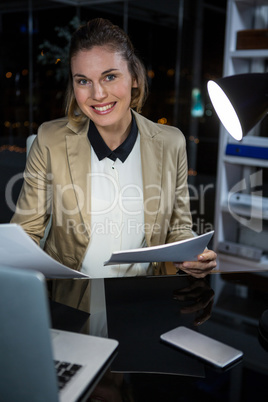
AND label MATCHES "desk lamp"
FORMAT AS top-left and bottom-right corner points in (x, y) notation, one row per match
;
(207, 73), (268, 141)
(208, 73), (268, 337)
